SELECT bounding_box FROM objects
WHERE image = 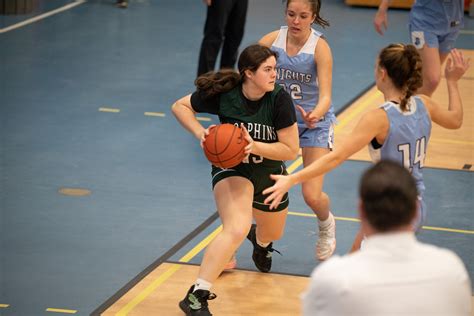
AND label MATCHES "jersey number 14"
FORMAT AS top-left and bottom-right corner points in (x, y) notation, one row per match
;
(397, 136), (427, 172)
